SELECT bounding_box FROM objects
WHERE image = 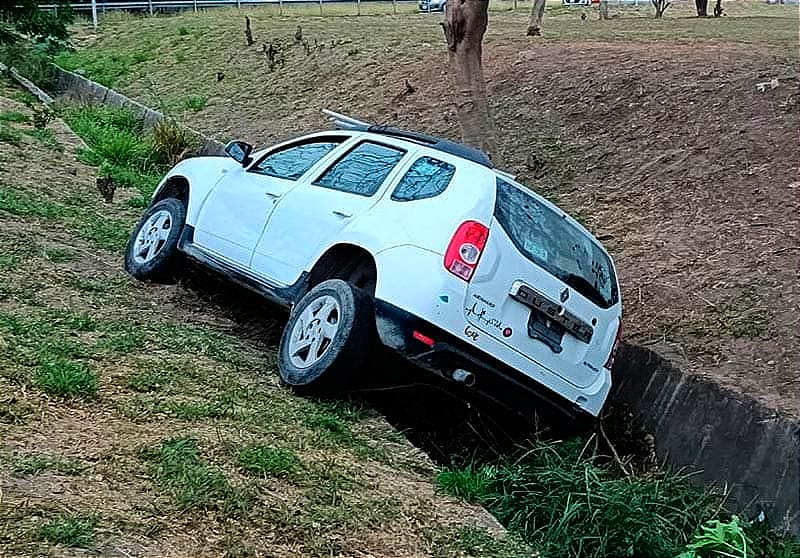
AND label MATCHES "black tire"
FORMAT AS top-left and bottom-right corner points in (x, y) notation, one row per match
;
(278, 279), (374, 392)
(124, 198), (186, 282)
